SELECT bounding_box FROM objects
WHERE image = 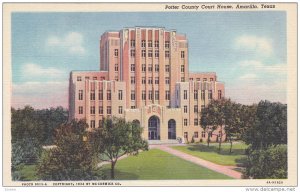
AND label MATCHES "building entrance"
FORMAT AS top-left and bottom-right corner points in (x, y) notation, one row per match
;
(148, 116), (160, 140)
(168, 119), (176, 139)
